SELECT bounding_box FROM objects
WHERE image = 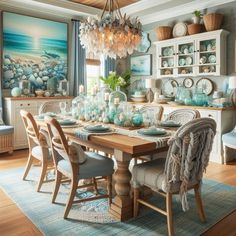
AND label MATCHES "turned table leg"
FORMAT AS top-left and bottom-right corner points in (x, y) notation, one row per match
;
(109, 149), (133, 221)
